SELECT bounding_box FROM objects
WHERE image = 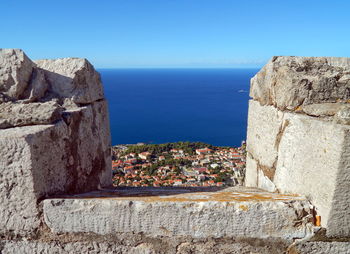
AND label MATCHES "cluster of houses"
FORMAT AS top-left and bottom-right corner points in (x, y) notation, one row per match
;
(112, 144), (246, 187)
